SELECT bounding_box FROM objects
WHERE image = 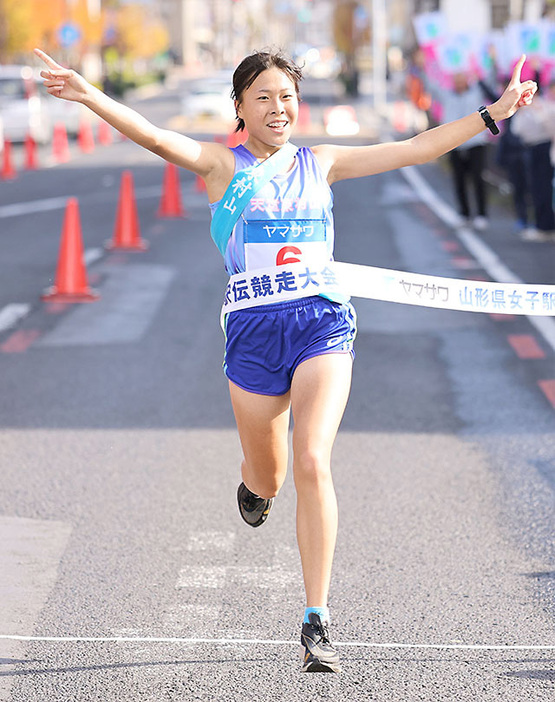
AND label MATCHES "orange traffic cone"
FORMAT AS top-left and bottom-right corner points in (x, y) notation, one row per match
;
(42, 198), (99, 302)
(97, 120), (113, 146)
(106, 170), (148, 251)
(78, 119), (95, 153)
(24, 134), (39, 170)
(158, 163), (186, 217)
(52, 122), (70, 163)
(1, 139), (16, 179)
(298, 102), (311, 133)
